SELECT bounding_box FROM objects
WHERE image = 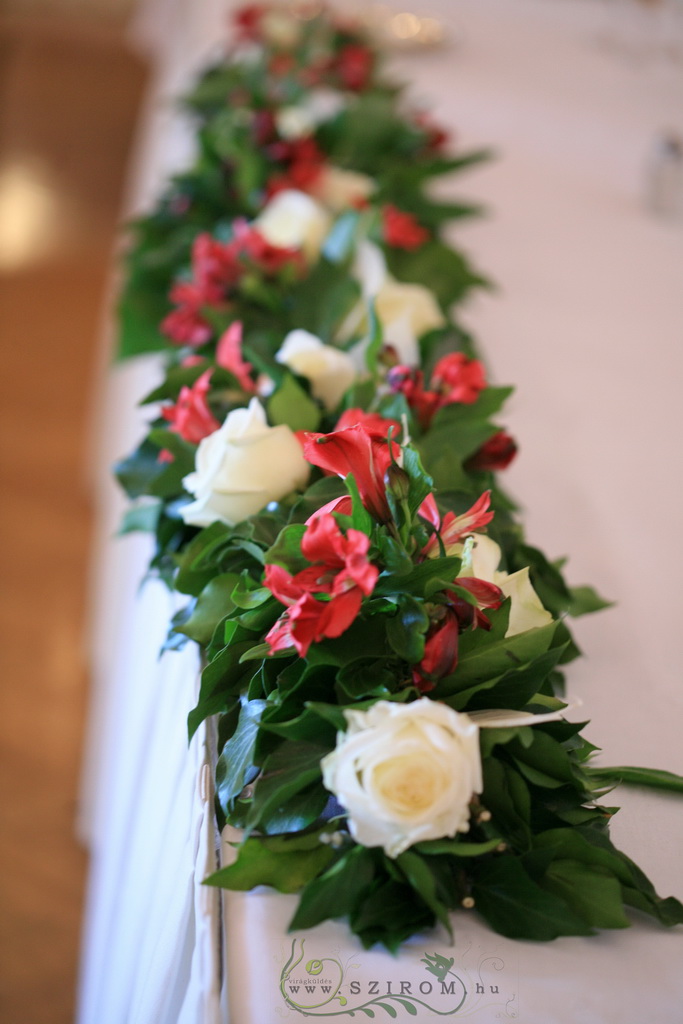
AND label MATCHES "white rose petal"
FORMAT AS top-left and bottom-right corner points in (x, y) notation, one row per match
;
(313, 165), (376, 213)
(468, 535), (554, 637)
(275, 106), (316, 141)
(254, 189), (331, 262)
(322, 698), (482, 859)
(339, 242), (444, 367)
(276, 329), (357, 410)
(181, 397), (310, 528)
(375, 279), (446, 342)
(260, 9), (301, 48)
